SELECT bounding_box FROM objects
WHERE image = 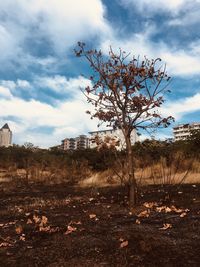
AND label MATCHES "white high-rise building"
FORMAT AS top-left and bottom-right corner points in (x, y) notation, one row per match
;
(173, 122), (200, 141)
(0, 123), (12, 147)
(89, 128), (139, 150)
(61, 135), (90, 150)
